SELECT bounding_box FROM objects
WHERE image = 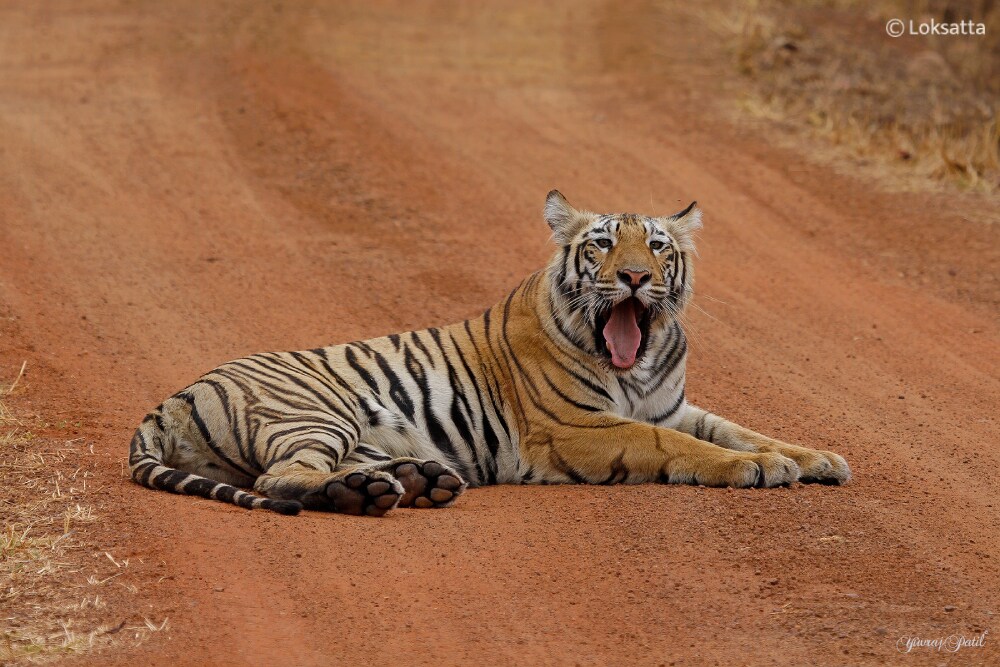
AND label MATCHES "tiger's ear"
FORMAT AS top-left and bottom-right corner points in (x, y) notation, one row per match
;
(660, 201), (702, 252)
(544, 190), (585, 245)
